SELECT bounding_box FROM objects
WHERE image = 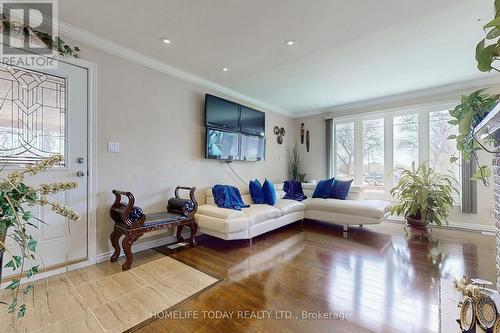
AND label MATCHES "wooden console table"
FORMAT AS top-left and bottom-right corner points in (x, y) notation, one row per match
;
(109, 187), (198, 271)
